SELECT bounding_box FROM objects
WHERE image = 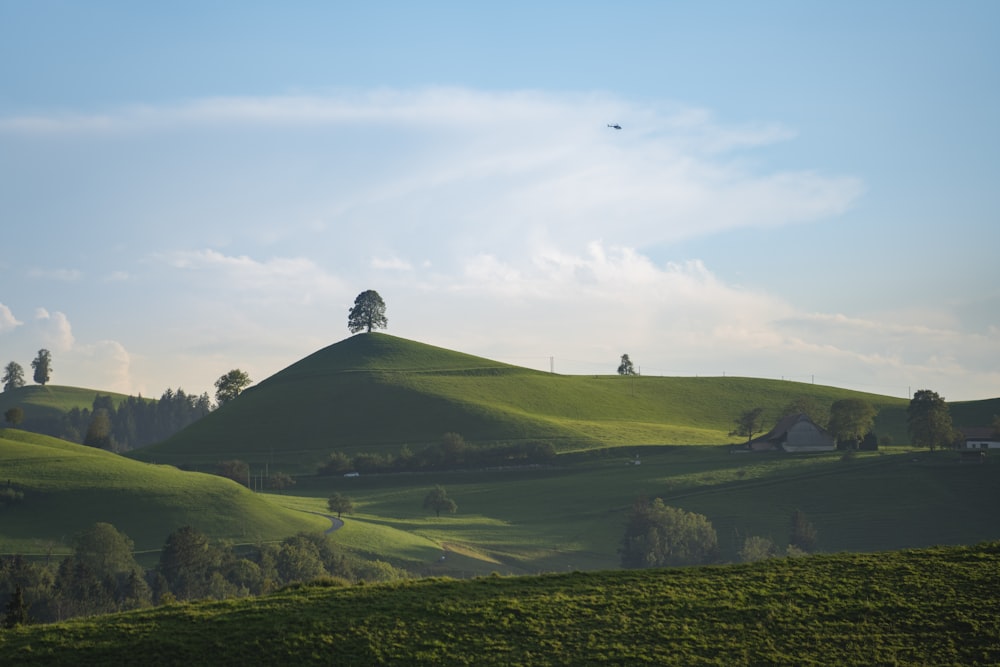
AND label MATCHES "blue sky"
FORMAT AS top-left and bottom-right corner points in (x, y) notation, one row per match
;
(1, 1), (997, 401)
